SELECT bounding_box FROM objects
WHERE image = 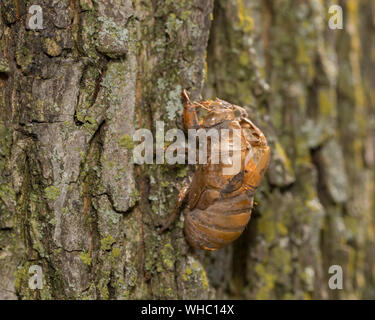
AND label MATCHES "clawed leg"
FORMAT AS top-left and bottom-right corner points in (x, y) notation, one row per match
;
(183, 89), (199, 130)
(158, 184), (190, 234)
(158, 89), (196, 234)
